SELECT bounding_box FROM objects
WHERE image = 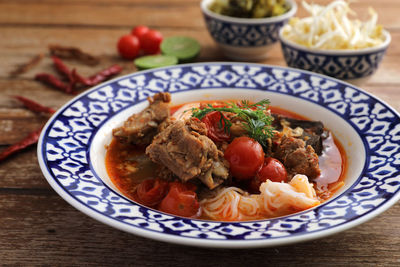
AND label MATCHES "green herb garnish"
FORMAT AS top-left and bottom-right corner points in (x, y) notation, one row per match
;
(191, 99), (274, 147)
